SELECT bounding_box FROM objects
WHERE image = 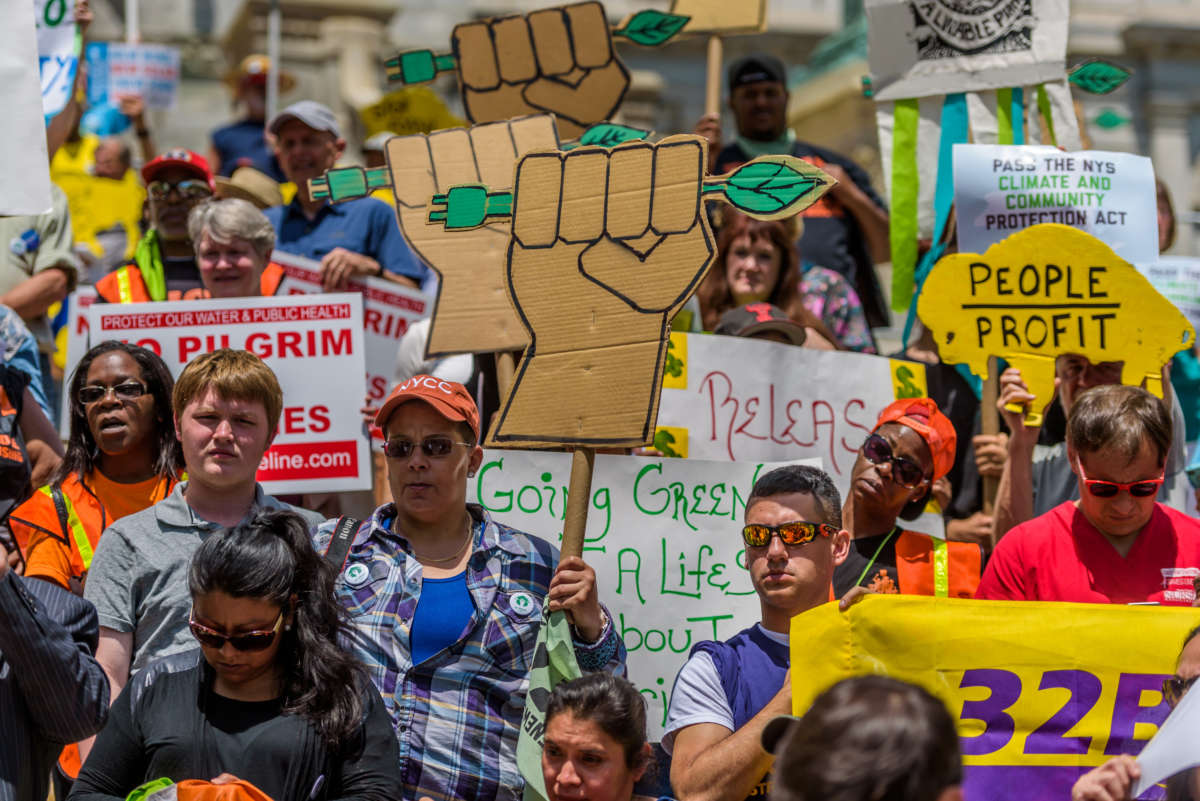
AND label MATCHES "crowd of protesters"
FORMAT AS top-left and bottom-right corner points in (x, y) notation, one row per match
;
(2, 10), (1199, 801)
